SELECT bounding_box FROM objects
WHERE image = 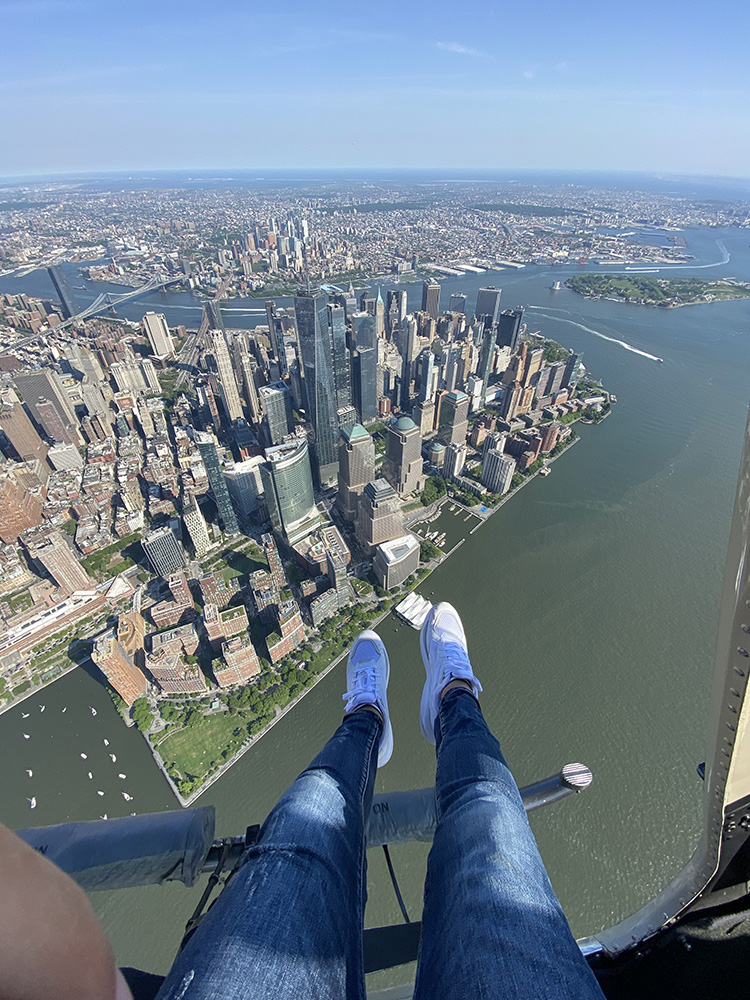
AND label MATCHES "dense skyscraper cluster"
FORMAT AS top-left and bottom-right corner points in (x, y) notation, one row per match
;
(0, 243), (591, 718)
